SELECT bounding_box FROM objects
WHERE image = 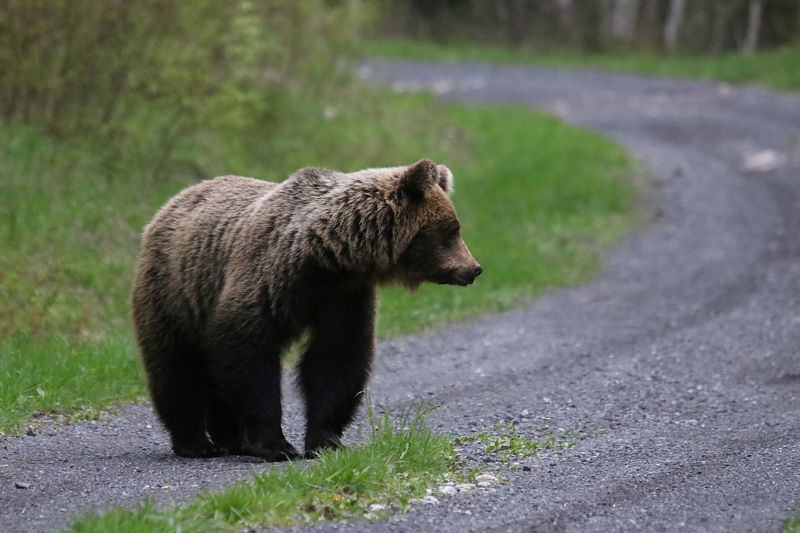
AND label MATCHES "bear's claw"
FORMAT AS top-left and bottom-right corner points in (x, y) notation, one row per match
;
(239, 441), (300, 462)
(172, 442), (224, 458)
(304, 434), (344, 459)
